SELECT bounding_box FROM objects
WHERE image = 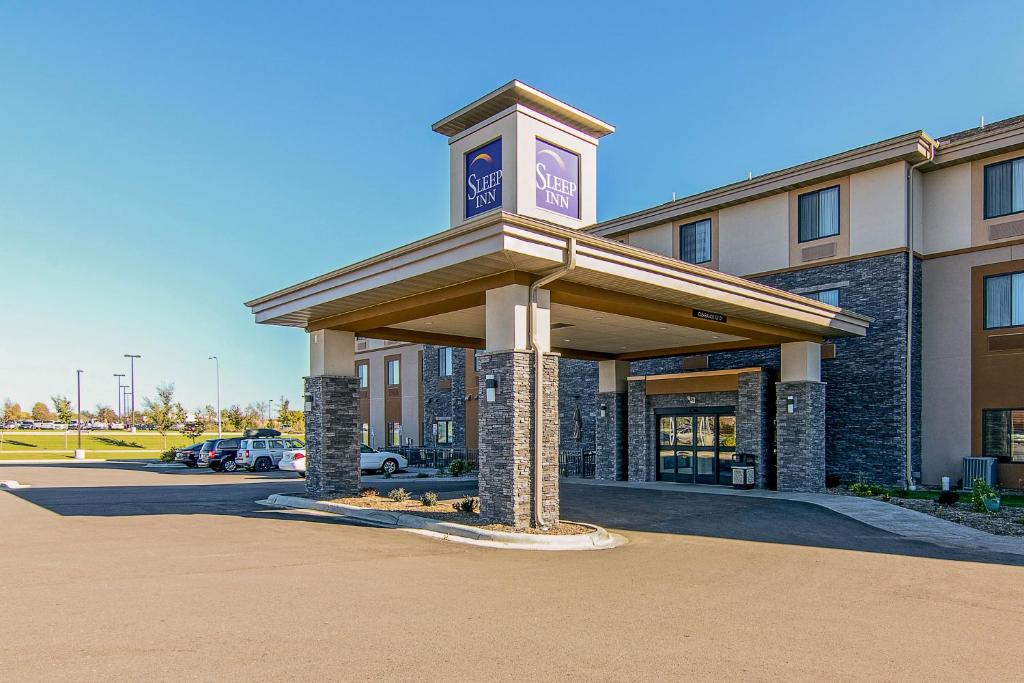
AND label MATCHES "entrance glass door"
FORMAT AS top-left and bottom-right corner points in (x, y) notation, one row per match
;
(657, 410), (736, 485)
